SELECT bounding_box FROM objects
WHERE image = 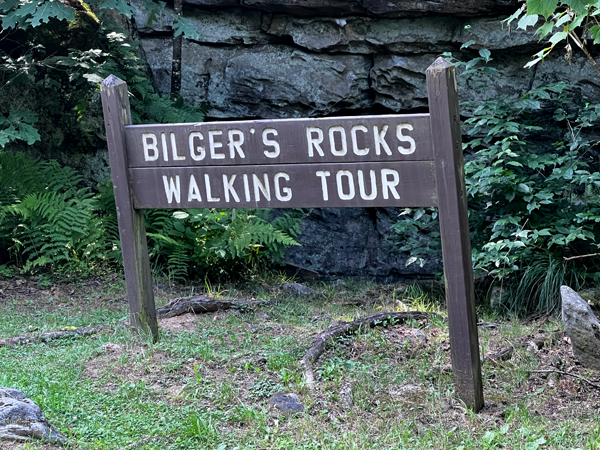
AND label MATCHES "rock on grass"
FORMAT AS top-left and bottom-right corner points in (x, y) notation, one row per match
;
(561, 286), (600, 371)
(0, 387), (67, 446)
